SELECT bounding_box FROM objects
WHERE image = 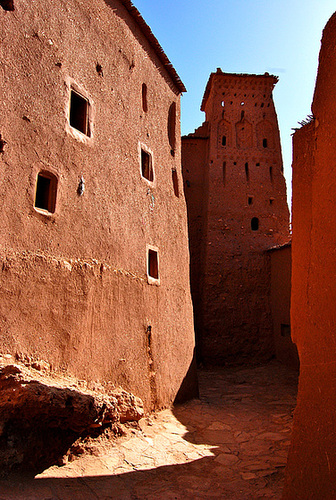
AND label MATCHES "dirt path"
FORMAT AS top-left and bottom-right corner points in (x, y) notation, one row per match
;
(0, 361), (298, 499)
